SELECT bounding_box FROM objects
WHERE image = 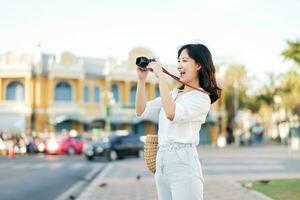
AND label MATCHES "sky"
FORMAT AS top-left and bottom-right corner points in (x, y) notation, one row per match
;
(0, 0), (299, 84)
